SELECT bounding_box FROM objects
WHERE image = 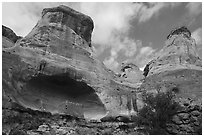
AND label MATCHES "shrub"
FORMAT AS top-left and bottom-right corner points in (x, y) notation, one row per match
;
(136, 90), (181, 134)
